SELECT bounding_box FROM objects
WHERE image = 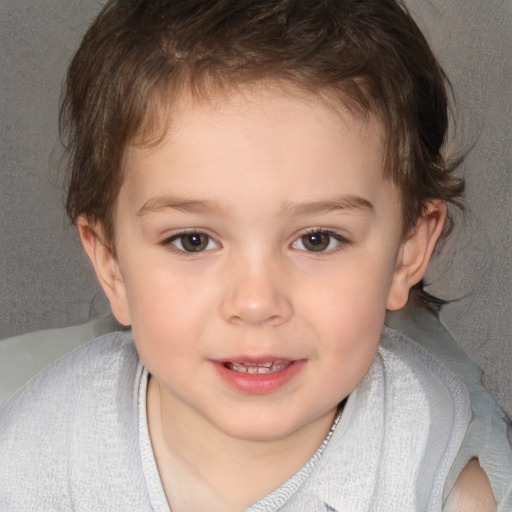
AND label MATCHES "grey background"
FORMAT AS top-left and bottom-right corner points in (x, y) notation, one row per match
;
(1, 1), (511, 414)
